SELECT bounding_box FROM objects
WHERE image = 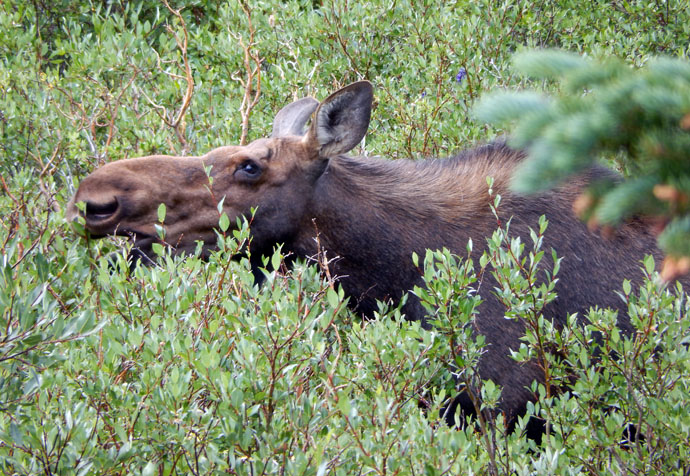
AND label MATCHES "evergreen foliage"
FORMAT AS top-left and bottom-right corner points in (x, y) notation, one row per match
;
(475, 50), (690, 276)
